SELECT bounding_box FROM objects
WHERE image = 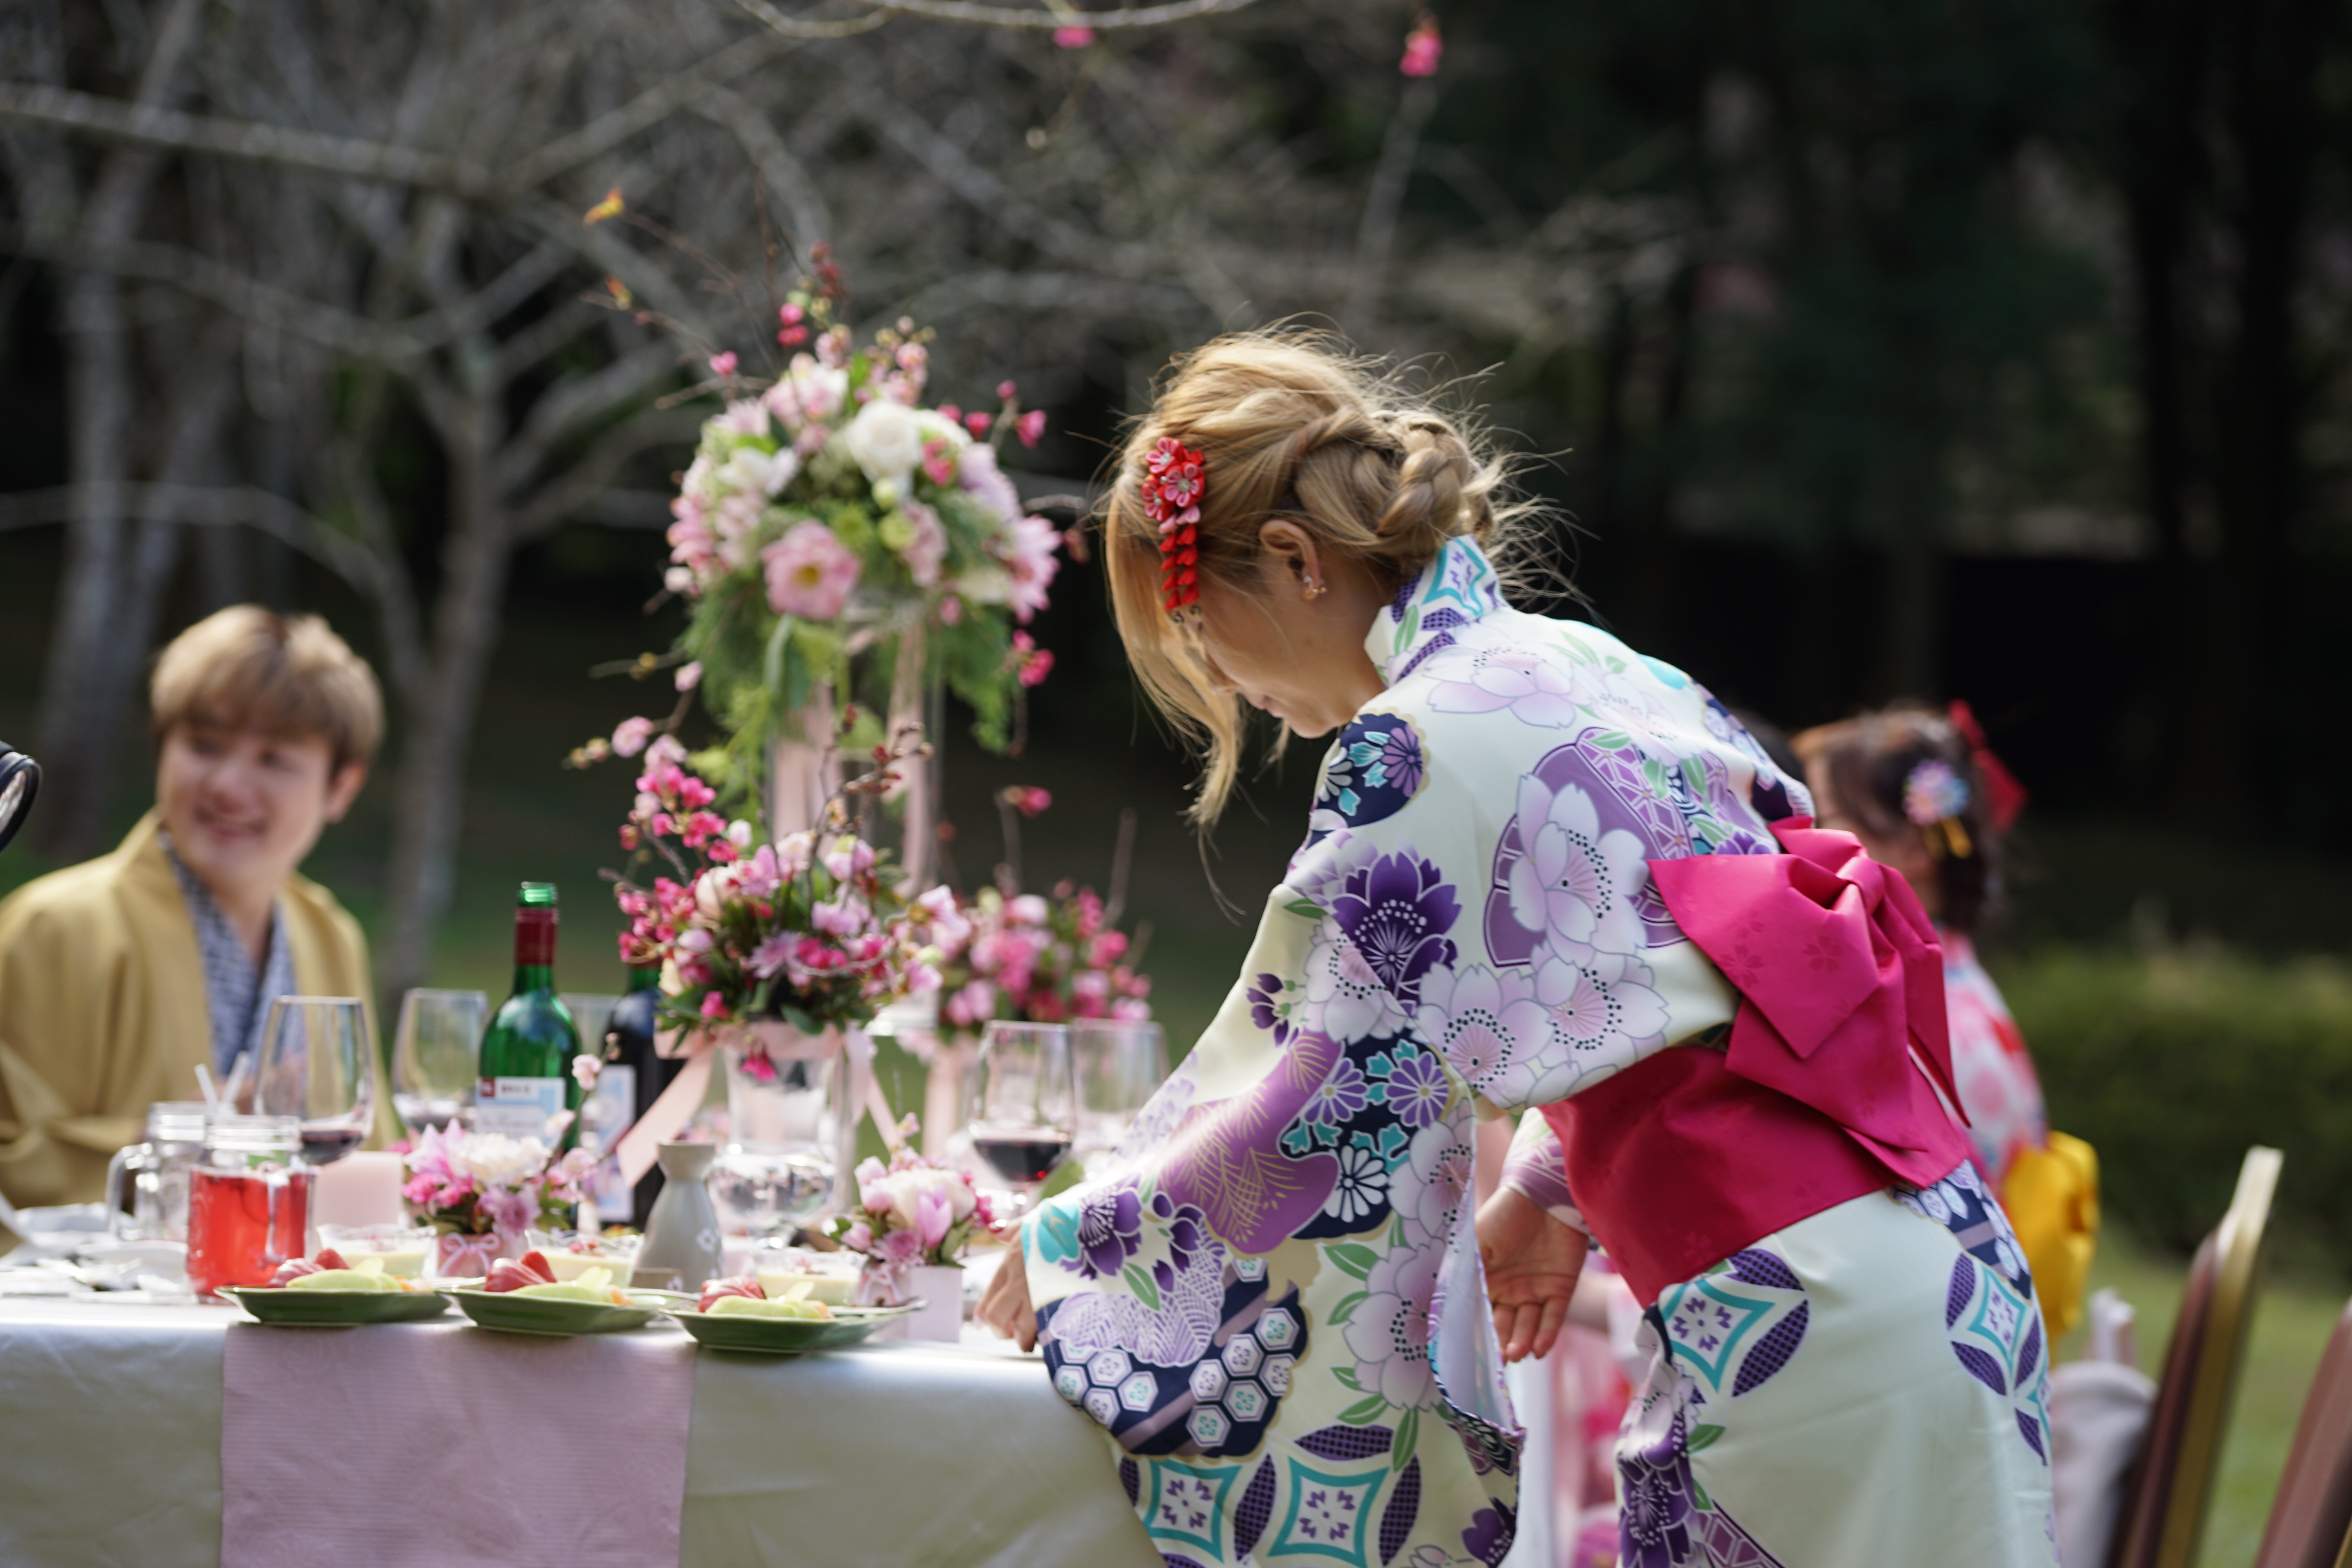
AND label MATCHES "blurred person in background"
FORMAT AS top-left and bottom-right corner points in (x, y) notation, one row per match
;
(0, 607), (380, 1209)
(1794, 702), (2100, 1338)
